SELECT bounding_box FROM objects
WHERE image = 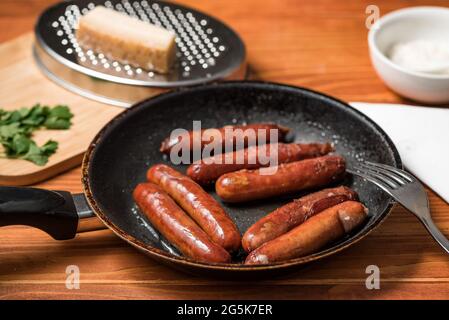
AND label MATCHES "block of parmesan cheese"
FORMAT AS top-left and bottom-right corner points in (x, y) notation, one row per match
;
(76, 6), (176, 73)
